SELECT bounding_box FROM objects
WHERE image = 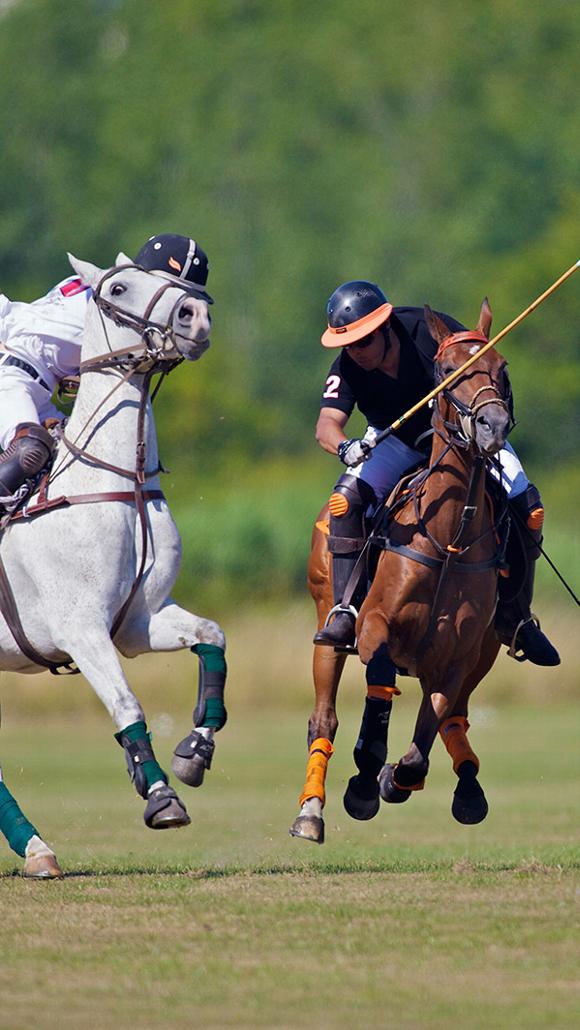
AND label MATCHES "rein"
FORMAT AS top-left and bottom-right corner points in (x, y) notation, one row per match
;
(0, 266), (191, 674)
